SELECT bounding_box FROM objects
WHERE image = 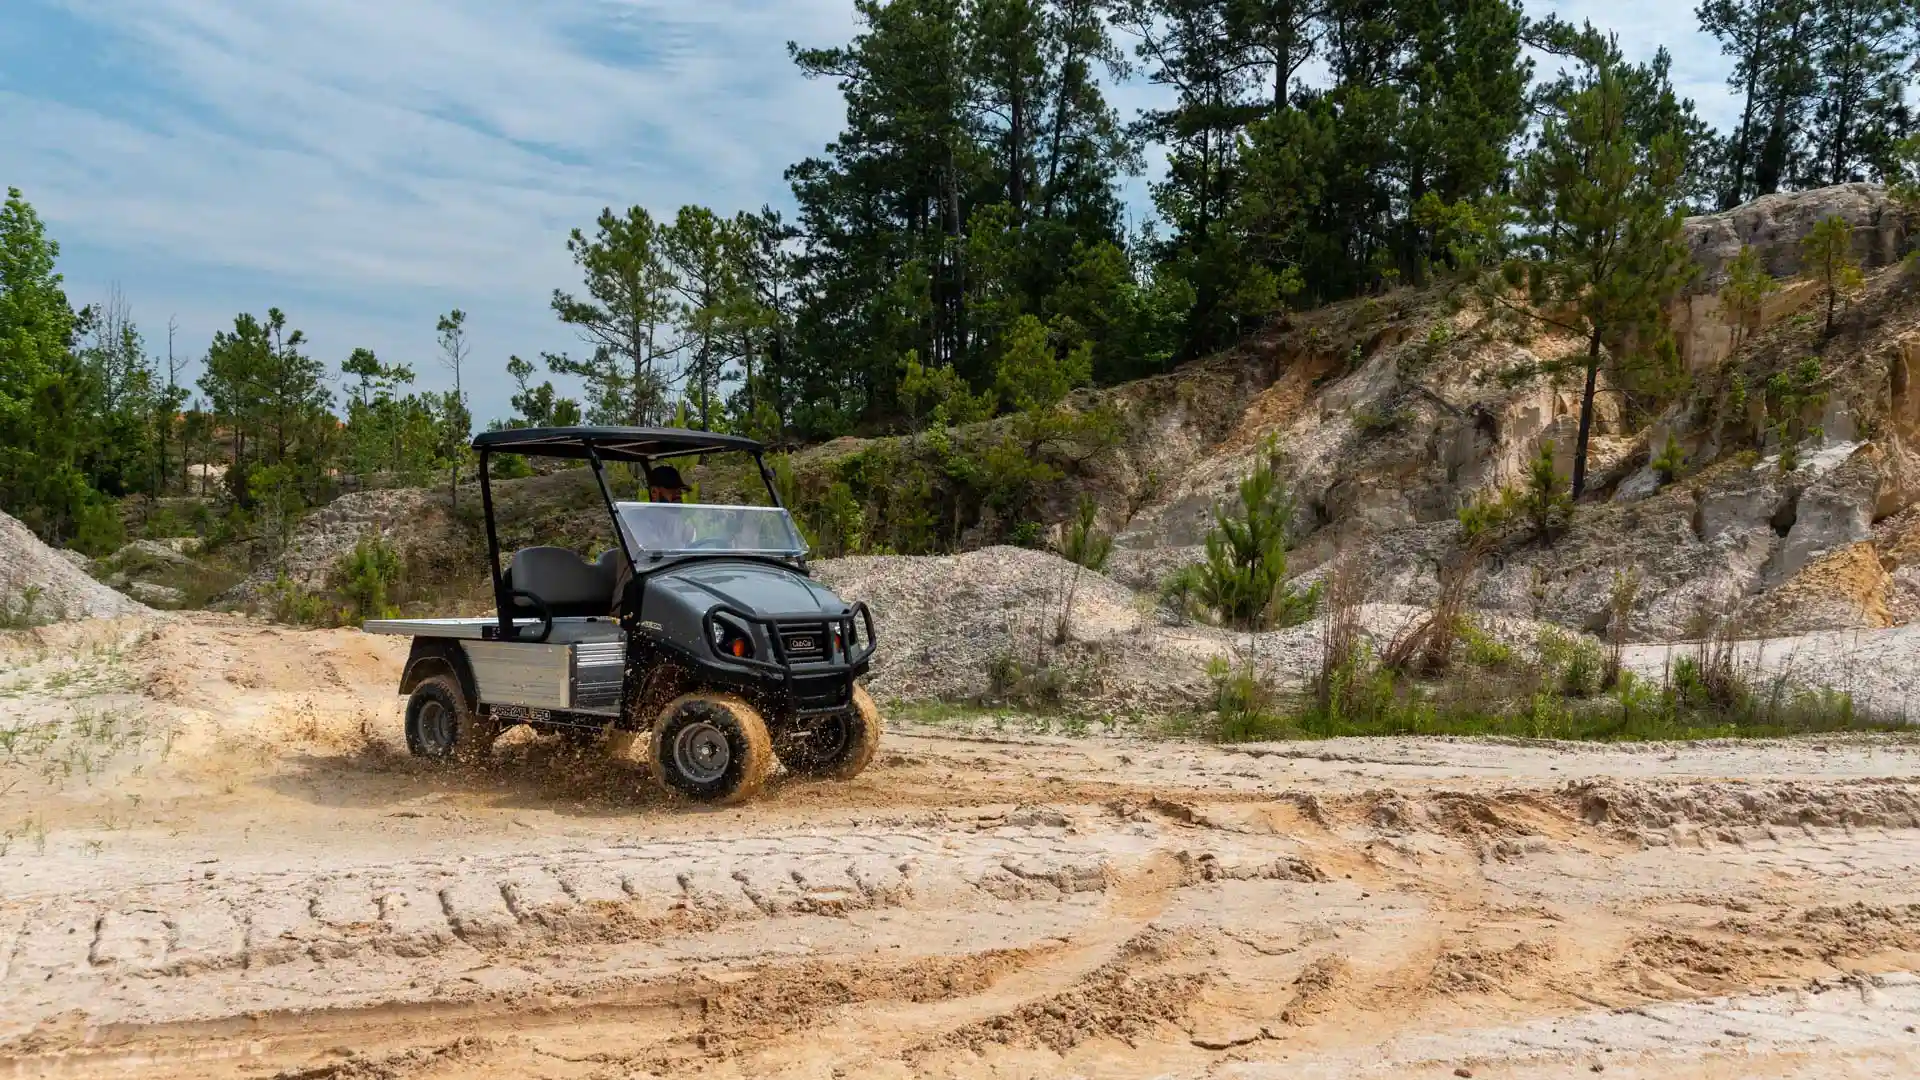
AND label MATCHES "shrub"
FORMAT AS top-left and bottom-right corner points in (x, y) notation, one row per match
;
(1651, 435), (1684, 486)
(1159, 564), (1204, 623)
(1537, 628), (1604, 698)
(985, 652), (1067, 709)
(1206, 655), (1286, 741)
(490, 453), (533, 480)
(269, 573), (329, 627)
(1460, 619), (1514, 669)
(1521, 441), (1572, 542)
(331, 534), (403, 623)
(1060, 496), (1113, 571)
(1352, 404), (1409, 435)
(1458, 487), (1520, 540)
(0, 586), (47, 630)
(1191, 443), (1319, 630)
